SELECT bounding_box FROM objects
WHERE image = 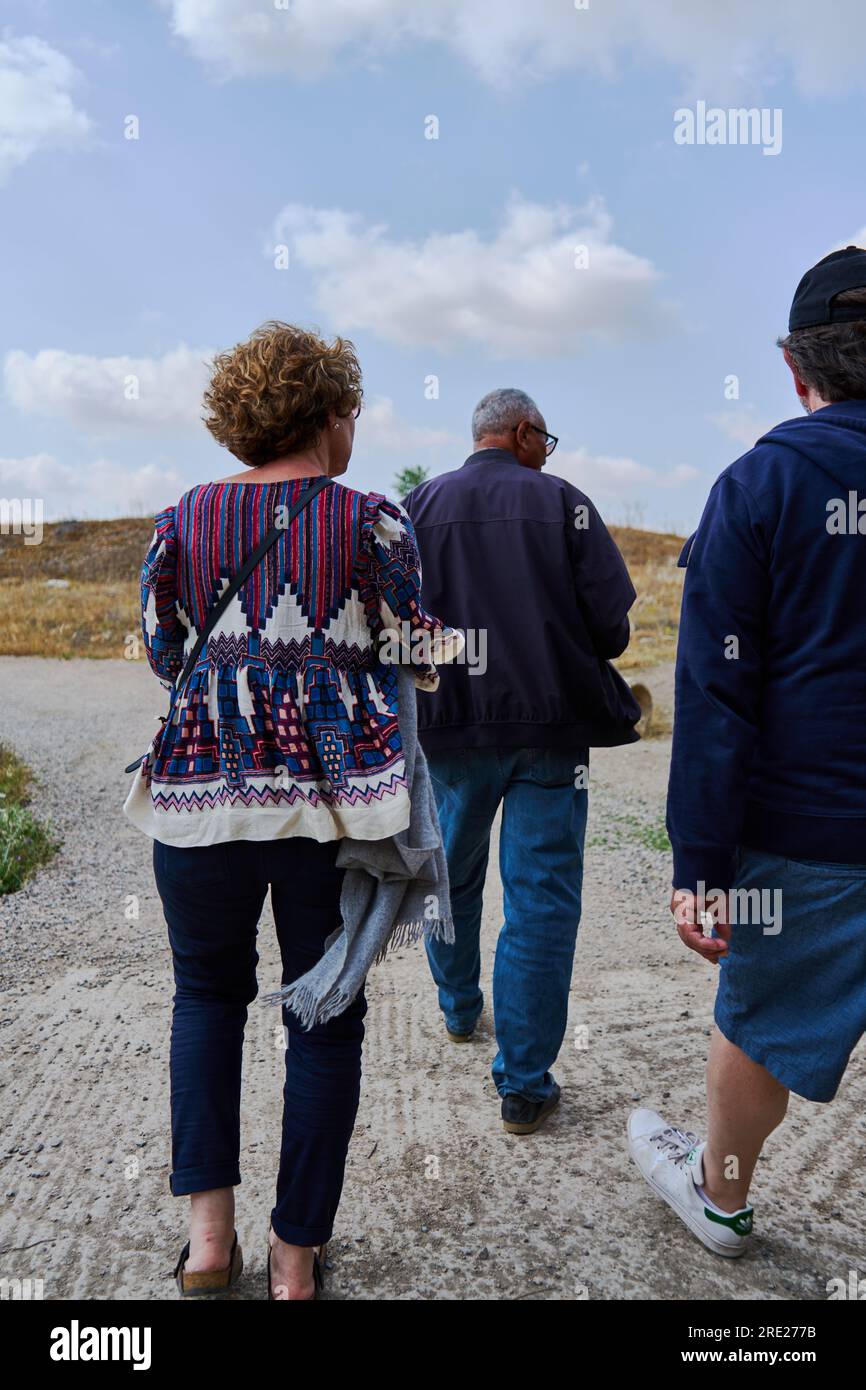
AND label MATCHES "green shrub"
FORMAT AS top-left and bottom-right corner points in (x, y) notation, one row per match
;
(0, 745), (58, 894)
